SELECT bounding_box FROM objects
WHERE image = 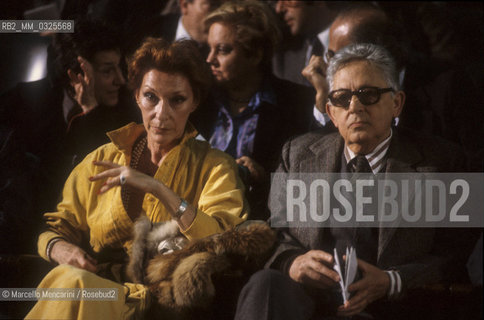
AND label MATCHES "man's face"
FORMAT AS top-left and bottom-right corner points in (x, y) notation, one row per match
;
(181, 0), (222, 42)
(92, 50), (125, 107)
(275, 1), (312, 36)
(326, 60), (404, 154)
